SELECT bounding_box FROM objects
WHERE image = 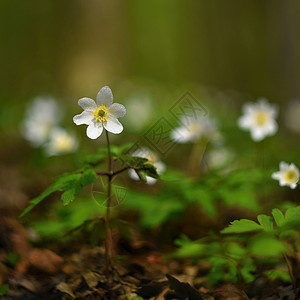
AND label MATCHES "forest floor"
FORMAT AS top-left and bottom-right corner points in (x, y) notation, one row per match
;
(1, 217), (299, 300)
